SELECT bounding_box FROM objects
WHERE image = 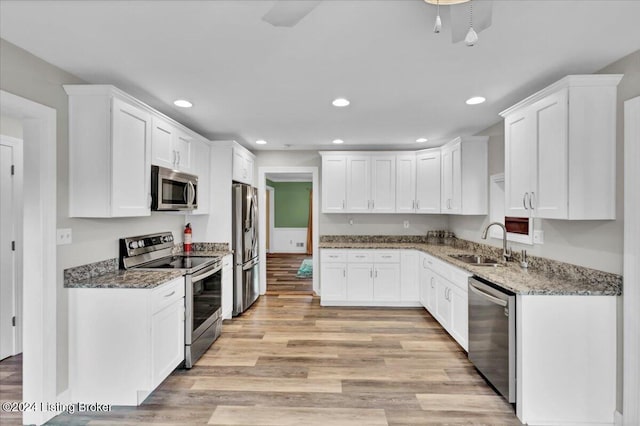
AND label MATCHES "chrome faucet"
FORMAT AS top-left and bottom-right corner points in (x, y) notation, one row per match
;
(481, 222), (512, 262)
